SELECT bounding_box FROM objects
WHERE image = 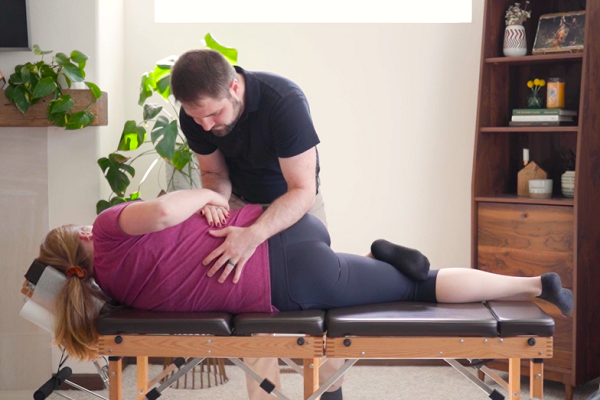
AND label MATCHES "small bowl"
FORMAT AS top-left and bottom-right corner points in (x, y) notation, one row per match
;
(529, 179), (552, 199)
(529, 179), (552, 193)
